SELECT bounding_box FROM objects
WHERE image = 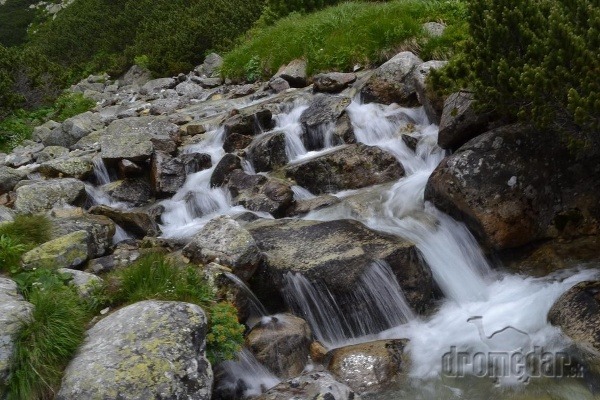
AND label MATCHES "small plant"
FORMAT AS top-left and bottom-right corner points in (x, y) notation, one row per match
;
(50, 92), (95, 122)
(244, 55), (262, 82)
(133, 54), (150, 69)
(0, 235), (26, 274)
(206, 302), (245, 364)
(0, 215), (51, 272)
